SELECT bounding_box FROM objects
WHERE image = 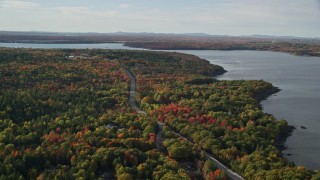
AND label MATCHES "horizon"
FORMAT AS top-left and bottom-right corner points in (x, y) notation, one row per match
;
(1, 30), (319, 39)
(0, 0), (319, 38)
